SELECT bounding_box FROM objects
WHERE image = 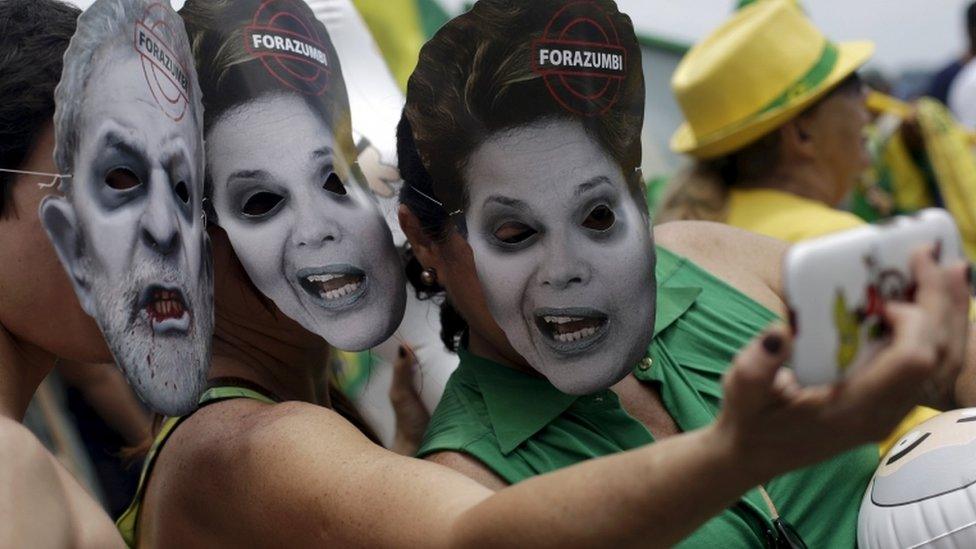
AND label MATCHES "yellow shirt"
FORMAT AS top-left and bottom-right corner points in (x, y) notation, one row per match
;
(726, 188), (865, 241)
(725, 188), (939, 455)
